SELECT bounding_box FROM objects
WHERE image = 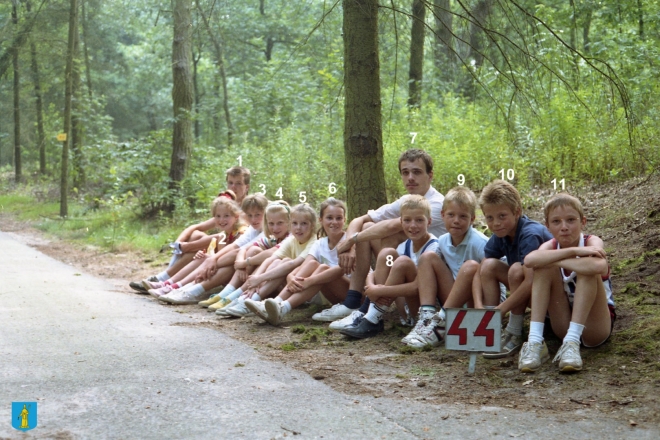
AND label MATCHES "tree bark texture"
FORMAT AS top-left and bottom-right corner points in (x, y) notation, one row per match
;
(81, 0), (93, 97)
(12, 2), (22, 183)
(433, 0), (455, 86)
(0, 0), (46, 79)
(408, 0), (426, 109)
(61, 0), (79, 217)
(71, 29), (86, 190)
(26, 0), (46, 174)
(468, 0), (493, 68)
(169, 0), (194, 194)
(342, 0), (387, 221)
